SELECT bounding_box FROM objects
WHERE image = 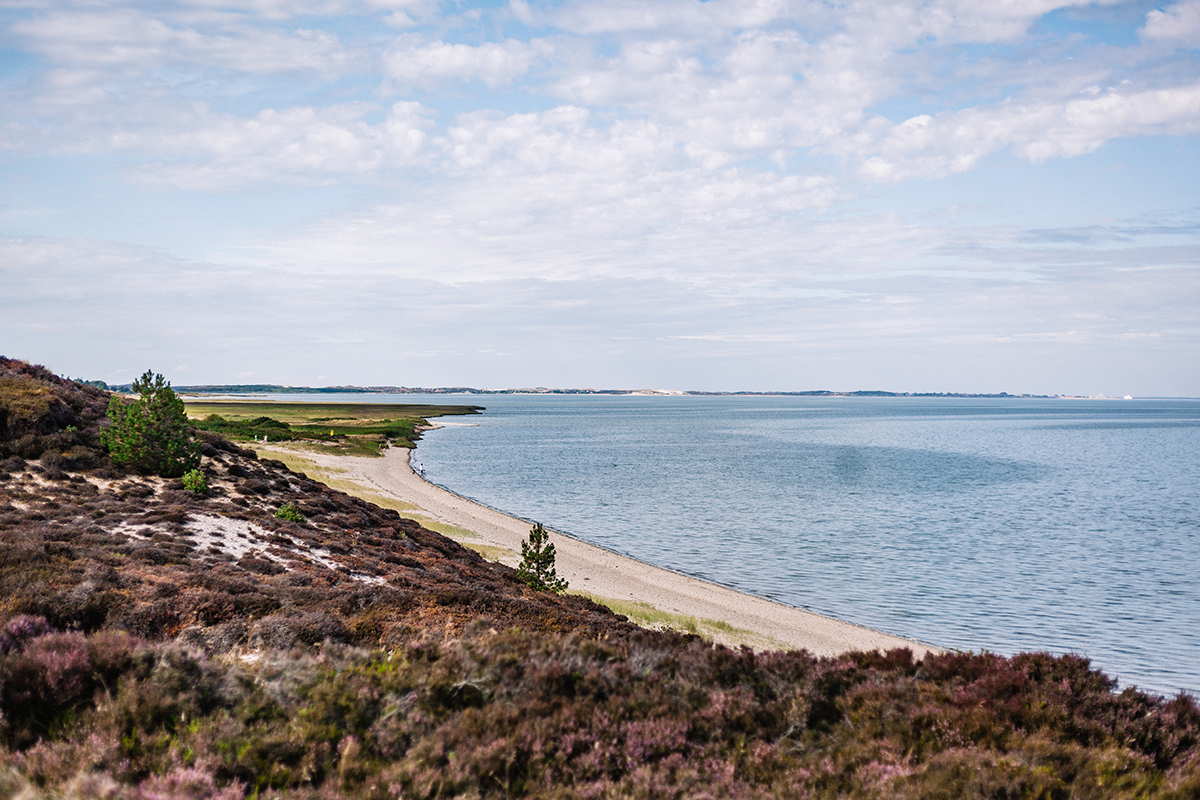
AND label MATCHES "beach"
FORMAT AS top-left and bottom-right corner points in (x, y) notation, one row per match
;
(257, 439), (942, 658)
